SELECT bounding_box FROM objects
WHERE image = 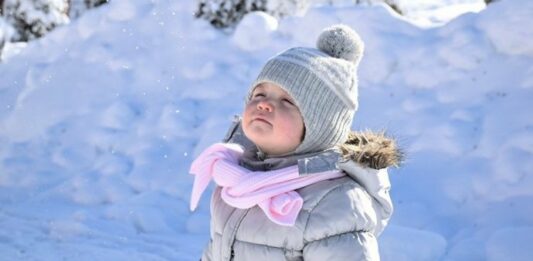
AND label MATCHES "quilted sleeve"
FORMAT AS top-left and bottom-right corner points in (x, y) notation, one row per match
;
(302, 183), (381, 260)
